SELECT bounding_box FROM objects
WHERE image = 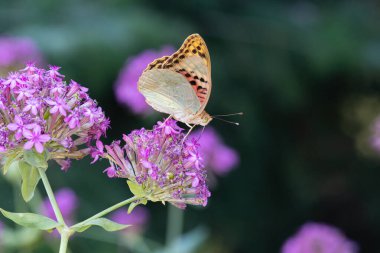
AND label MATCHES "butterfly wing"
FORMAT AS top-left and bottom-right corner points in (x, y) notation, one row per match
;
(145, 34), (212, 114)
(138, 69), (201, 119)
